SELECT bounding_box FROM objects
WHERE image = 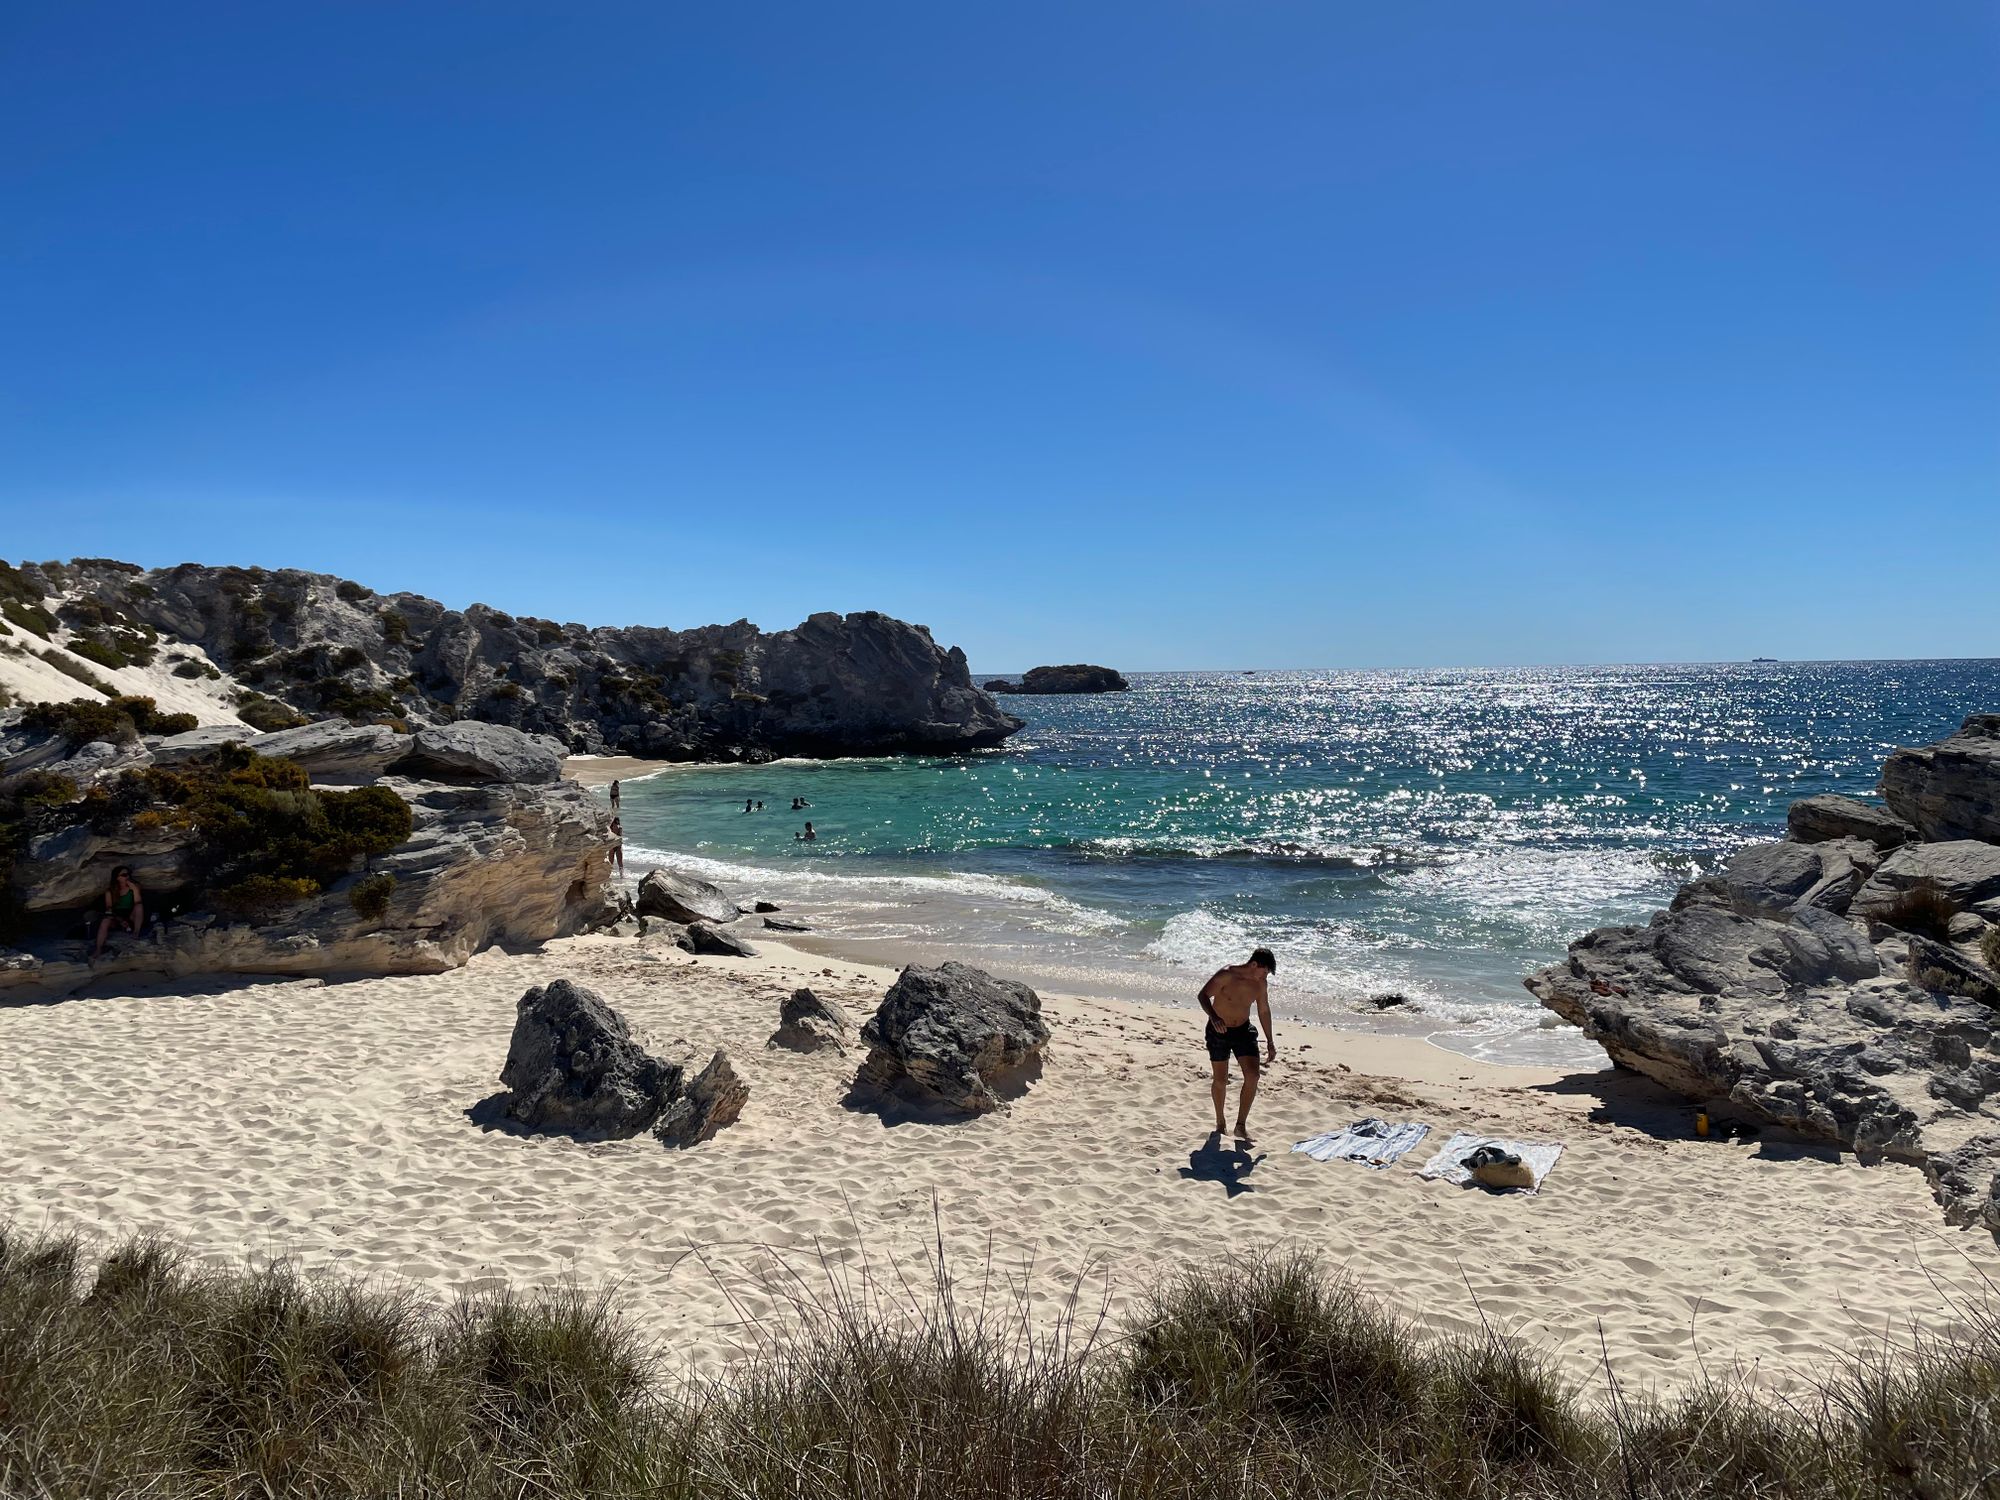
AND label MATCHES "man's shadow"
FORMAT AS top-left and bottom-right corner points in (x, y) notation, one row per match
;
(1180, 1132), (1264, 1196)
